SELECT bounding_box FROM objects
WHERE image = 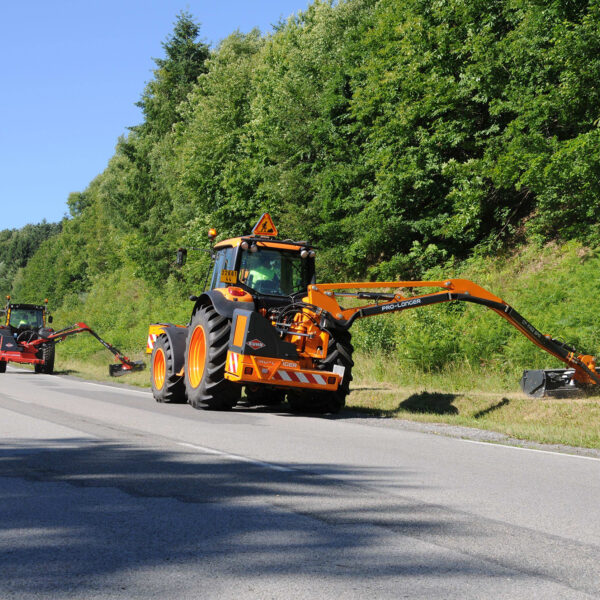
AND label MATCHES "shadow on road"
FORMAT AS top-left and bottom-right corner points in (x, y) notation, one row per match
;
(0, 437), (498, 597)
(233, 391), (460, 419)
